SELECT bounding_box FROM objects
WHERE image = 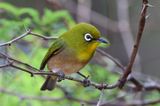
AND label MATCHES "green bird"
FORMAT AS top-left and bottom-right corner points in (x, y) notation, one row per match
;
(40, 23), (109, 91)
